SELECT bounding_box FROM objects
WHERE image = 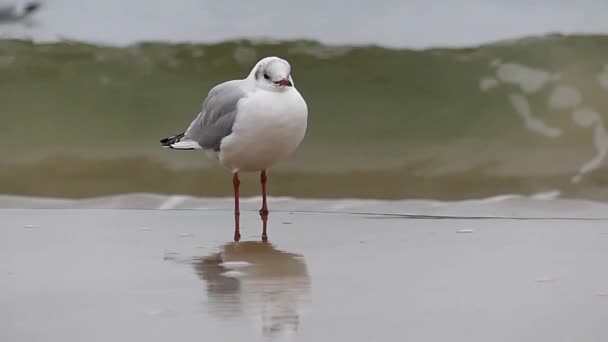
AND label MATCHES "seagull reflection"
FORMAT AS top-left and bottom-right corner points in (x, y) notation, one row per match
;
(193, 241), (311, 337)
